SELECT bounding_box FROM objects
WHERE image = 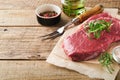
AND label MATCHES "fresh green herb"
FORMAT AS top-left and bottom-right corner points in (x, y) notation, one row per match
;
(86, 20), (111, 39)
(98, 52), (114, 74)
